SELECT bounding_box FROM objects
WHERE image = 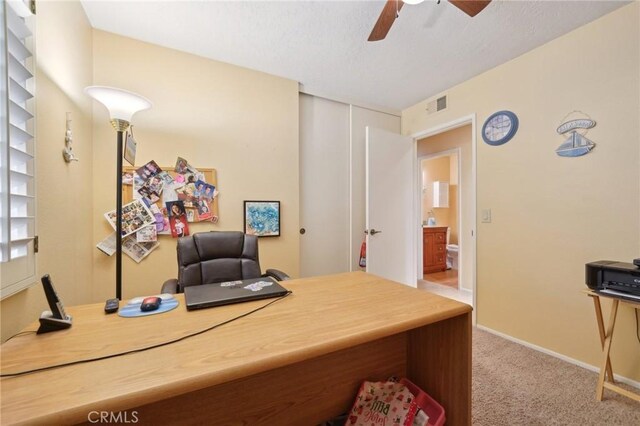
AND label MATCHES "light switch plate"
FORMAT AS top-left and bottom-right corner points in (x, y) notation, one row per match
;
(481, 209), (491, 223)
